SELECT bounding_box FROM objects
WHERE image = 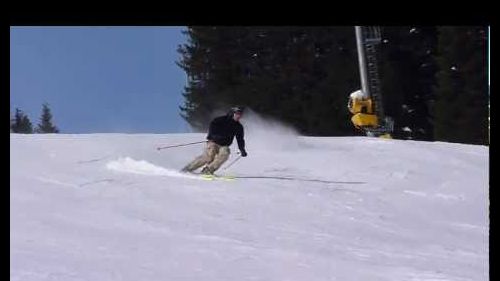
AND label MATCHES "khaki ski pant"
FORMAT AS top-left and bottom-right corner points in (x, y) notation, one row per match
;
(183, 141), (230, 173)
